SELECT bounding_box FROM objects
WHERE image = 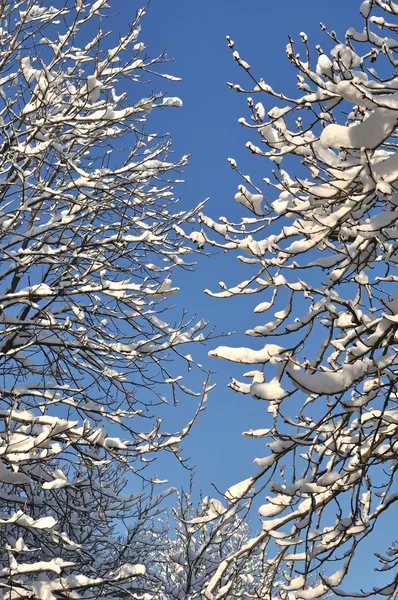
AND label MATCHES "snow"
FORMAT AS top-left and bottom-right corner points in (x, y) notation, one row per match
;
(115, 563), (146, 578)
(86, 74), (103, 101)
(360, 0), (372, 17)
(316, 471), (341, 487)
(297, 583), (329, 599)
(160, 96), (183, 107)
(89, 0), (109, 15)
(287, 359), (372, 395)
(259, 502), (286, 517)
(254, 300), (273, 313)
(209, 343), (286, 364)
(42, 475), (68, 490)
(372, 149), (398, 185)
(321, 109), (398, 150)
(2, 557), (75, 576)
(316, 54), (333, 78)
(254, 290), (277, 313)
(242, 428), (271, 438)
(188, 499), (227, 523)
(282, 574), (305, 591)
(234, 185), (264, 215)
(0, 460), (31, 485)
(254, 454), (276, 467)
(250, 379), (288, 401)
(0, 511), (57, 530)
(21, 57), (38, 83)
(225, 477), (254, 500)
